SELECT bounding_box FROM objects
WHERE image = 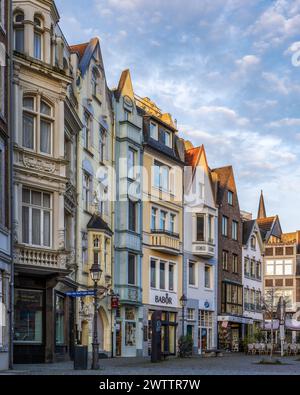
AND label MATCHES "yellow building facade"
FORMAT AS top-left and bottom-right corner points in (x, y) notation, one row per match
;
(136, 97), (185, 356)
